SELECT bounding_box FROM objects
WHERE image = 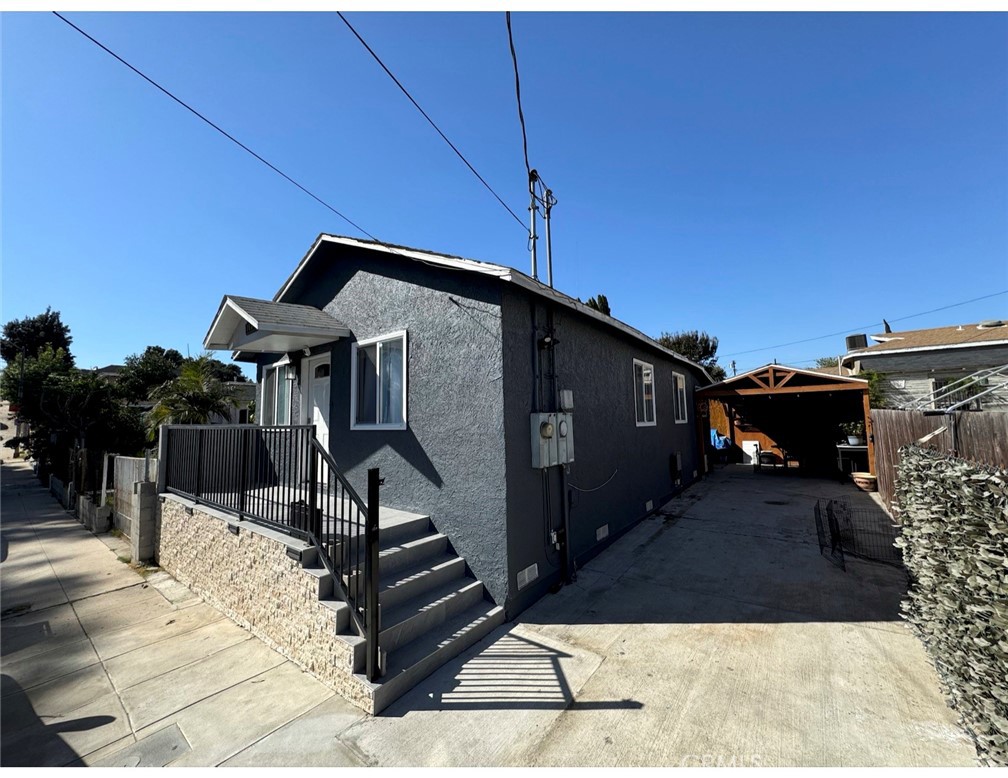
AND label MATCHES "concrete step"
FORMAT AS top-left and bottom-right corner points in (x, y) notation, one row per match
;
(318, 597), (350, 632)
(336, 632), (367, 674)
(378, 578), (485, 654)
(300, 565), (334, 600)
(379, 554), (467, 612)
(378, 532), (447, 577)
(378, 511), (432, 549)
(365, 600), (506, 714)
